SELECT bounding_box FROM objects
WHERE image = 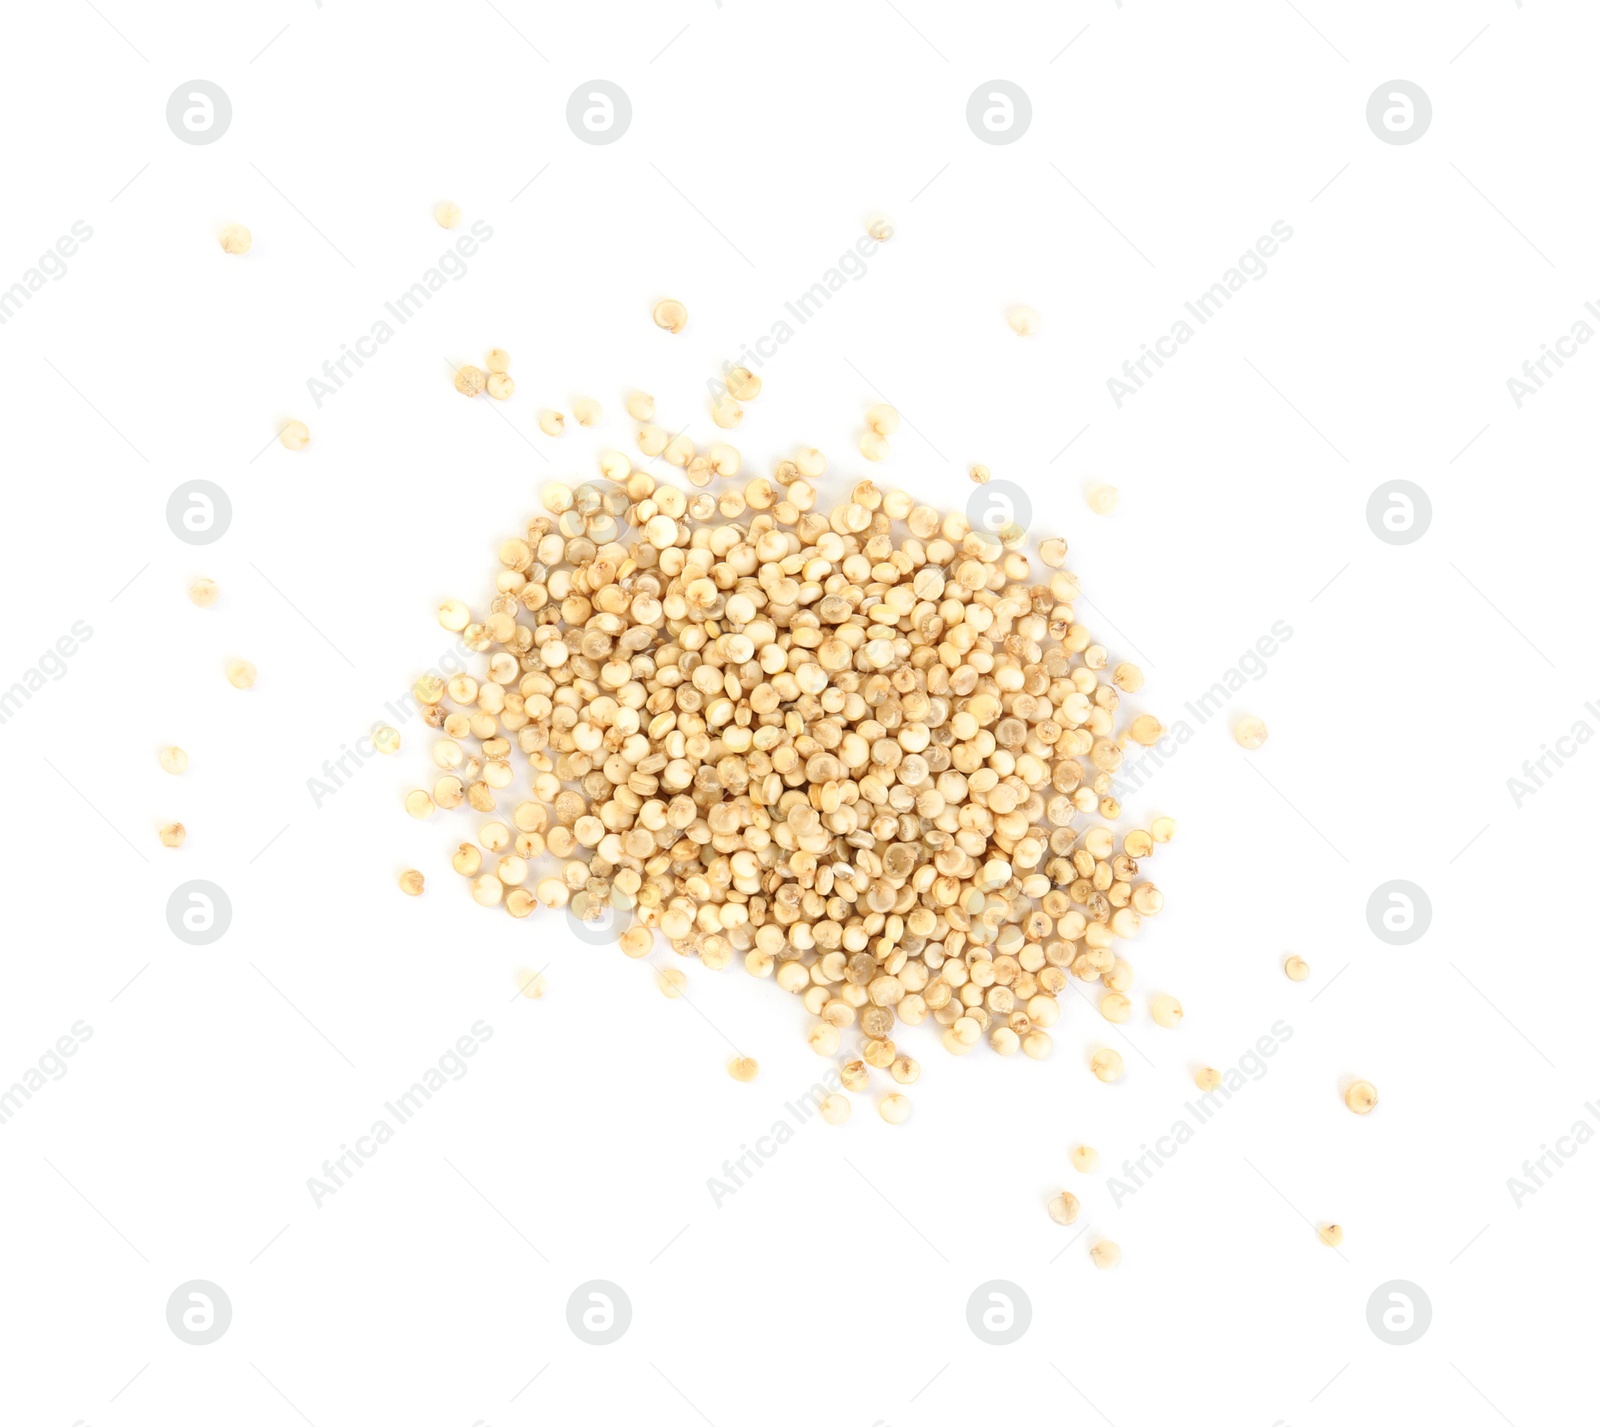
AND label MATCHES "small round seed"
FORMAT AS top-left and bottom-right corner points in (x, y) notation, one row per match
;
(1318, 1223), (1344, 1248)
(658, 967), (687, 998)
(1090, 1048), (1124, 1082)
(711, 395), (742, 429)
(158, 746), (188, 775)
(726, 367), (762, 401)
(878, 1092), (911, 1125)
(1345, 1080), (1379, 1115)
(866, 215), (893, 242)
(820, 1093), (851, 1124)
(1038, 537), (1067, 567)
(188, 576), (219, 608)
(1008, 306), (1040, 336)
(1285, 955), (1310, 982)
(1048, 1191), (1081, 1225)
(1234, 715), (1269, 750)
(538, 409), (565, 435)
(1090, 1239), (1121, 1270)
(1087, 482), (1119, 515)
(573, 396), (601, 426)
(626, 391), (655, 421)
(1194, 1067), (1222, 1092)
(858, 431), (888, 461)
(1151, 994), (1183, 1028)
(969, 464), (991, 485)
(225, 658), (256, 689)
(280, 420), (310, 450)
(373, 725), (400, 755)
(653, 298), (688, 333)
(515, 969), (547, 998)
(433, 200), (461, 229)
(486, 373), (514, 400)
(399, 869), (424, 896)
(486, 349), (511, 374)
(727, 1056), (760, 1082)
(219, 224), (252, 255)
(1071, 1145), (1099, 1173)
(454, 365), (487, 397)
(159, 822), (186, 848)
(808, 1022), (841, 1056)
(404, 790), (434, 819)
(1100, 993), (1131, 1023)
(866, 403), (900, 436)
(1151, 816), (1177, 843)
